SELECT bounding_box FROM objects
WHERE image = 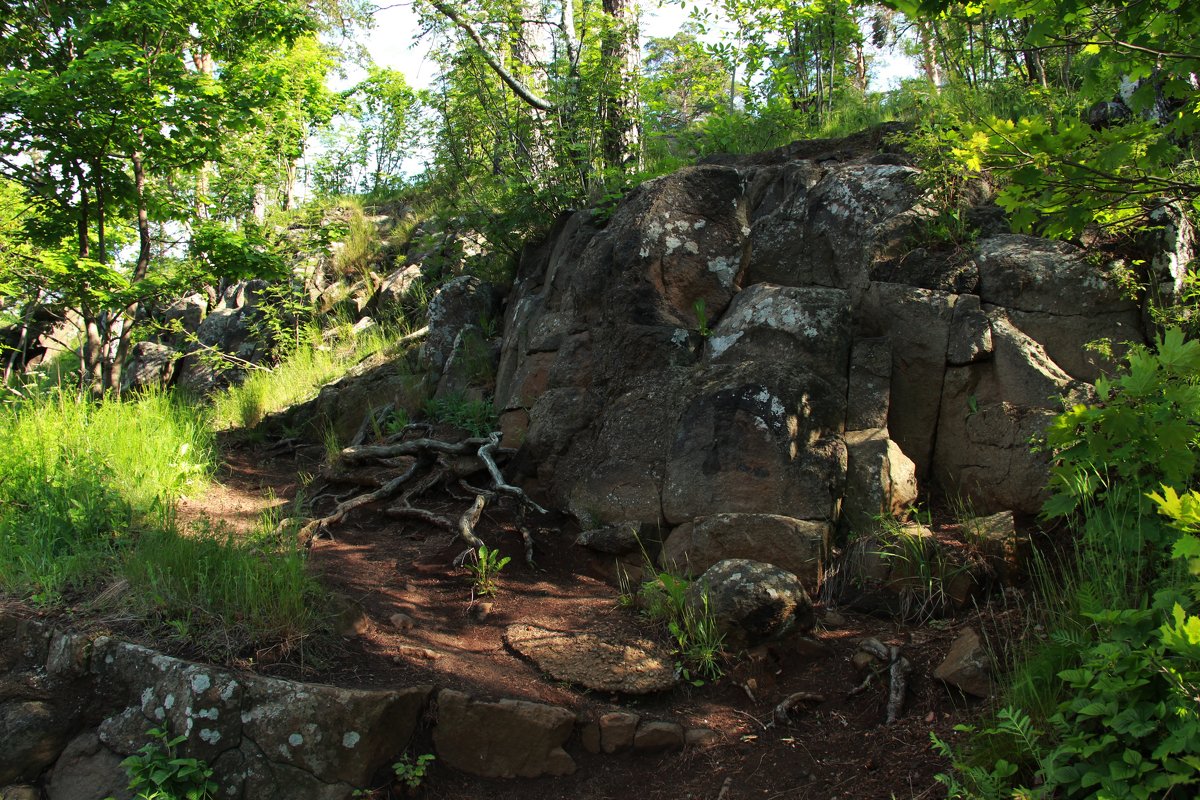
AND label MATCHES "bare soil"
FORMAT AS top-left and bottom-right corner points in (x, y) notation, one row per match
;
(166, 439), (1019, 799)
